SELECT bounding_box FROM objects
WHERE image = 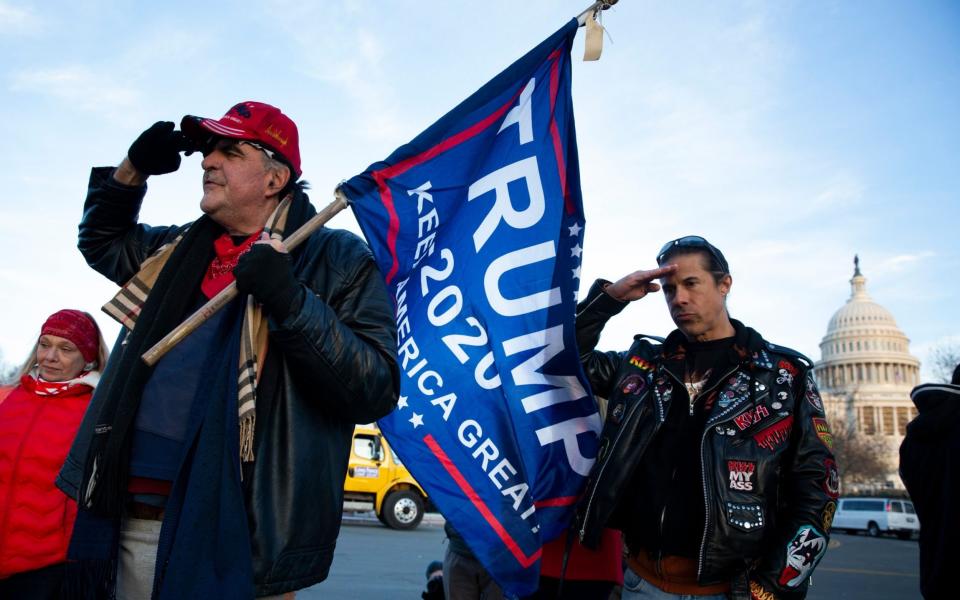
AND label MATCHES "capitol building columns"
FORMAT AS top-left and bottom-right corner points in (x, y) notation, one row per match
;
(813, 256), (920, 490)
